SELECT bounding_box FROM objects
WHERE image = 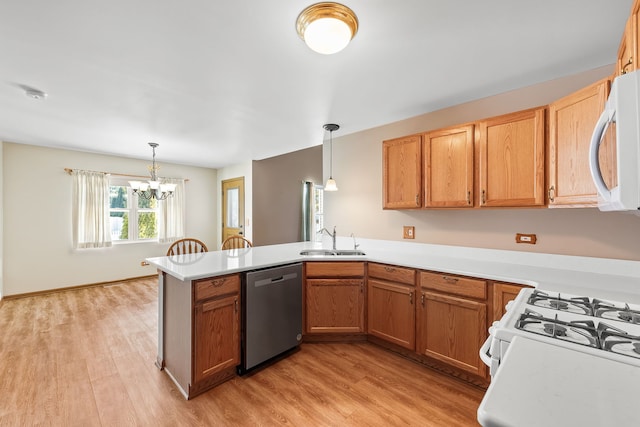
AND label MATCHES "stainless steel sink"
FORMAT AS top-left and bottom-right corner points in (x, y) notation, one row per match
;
(334, 250), (366, 256)
(299, 249), (366, 256)
(299, 249), (336, 256)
